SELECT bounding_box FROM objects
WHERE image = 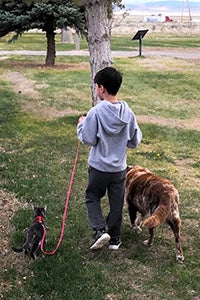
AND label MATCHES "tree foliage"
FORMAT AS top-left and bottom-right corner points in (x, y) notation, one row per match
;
(0, 0), (85, 65)
(0, 0), (124, 102)
(0, 1), (85, 37)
